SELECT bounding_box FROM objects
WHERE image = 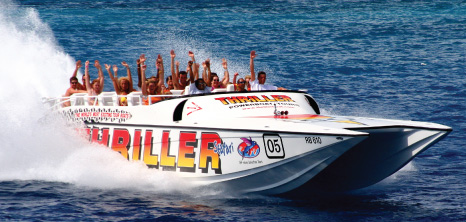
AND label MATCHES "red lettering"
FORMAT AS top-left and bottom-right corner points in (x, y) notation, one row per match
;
(200, 133), (220, 172)
(111, 129), (130, 159)
(160, 131), (176, 168)
(215, 97), (229, 105)
(132, 130), (142, 161)
(143, 130), (158, 168)
(178, 132), (196, 168)
(91, 128), (110, 146)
